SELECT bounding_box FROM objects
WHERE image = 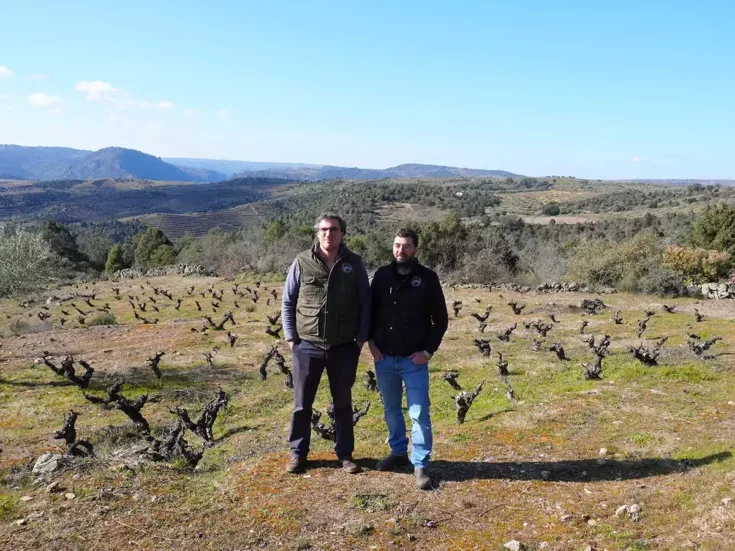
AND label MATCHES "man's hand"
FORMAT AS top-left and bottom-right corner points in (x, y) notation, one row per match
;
(409, 351), (429, 365)
(287, 340), (295, 351)
(368, 340), (384, 362)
